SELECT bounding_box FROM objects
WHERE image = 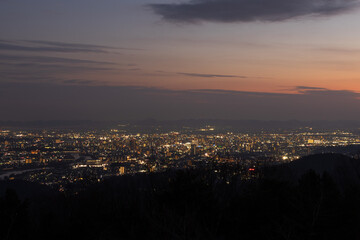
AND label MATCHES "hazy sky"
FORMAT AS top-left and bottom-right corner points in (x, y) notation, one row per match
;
(1, 0), (360, 121)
